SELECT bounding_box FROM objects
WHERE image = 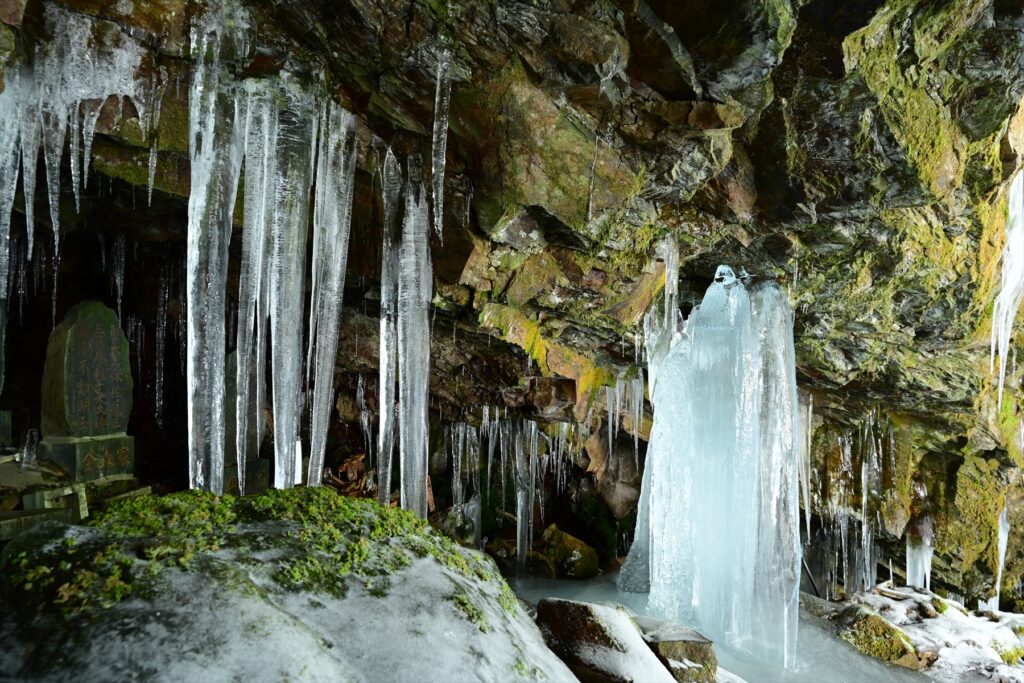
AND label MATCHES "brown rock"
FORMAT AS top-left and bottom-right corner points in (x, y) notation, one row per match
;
(0, 0), (26, 26)
(536, 598), (675, 683)
(634, 615), (717, 683)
